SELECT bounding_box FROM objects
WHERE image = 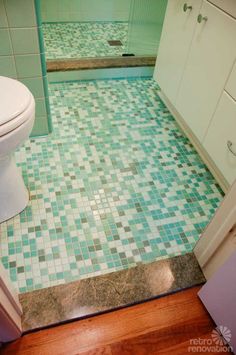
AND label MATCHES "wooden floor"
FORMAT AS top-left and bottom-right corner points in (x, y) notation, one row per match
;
(2, 286), (225, 355)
